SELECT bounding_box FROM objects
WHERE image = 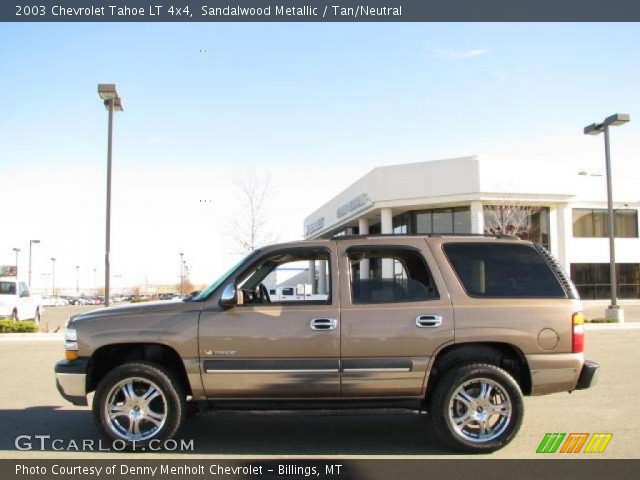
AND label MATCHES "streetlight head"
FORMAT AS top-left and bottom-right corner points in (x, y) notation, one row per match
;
(98, 84), (118, 100)
(31, 239), (40, 244)
(13, 247), (20, 252)
(104, 97), (123, 112)
(604, 113), (630, 127)
(584, 123), (603, 135)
